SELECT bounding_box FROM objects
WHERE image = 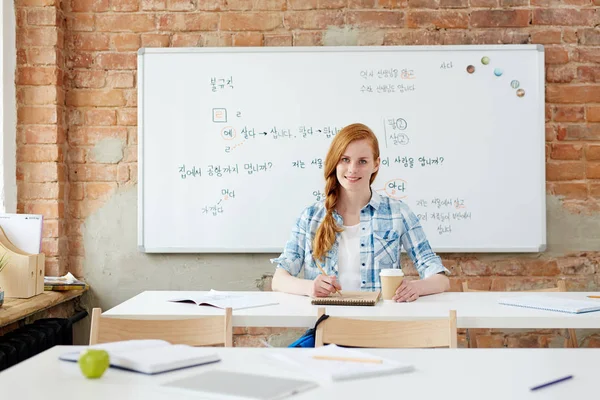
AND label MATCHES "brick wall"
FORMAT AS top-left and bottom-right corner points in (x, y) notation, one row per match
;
(13, 0), (600, 347)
